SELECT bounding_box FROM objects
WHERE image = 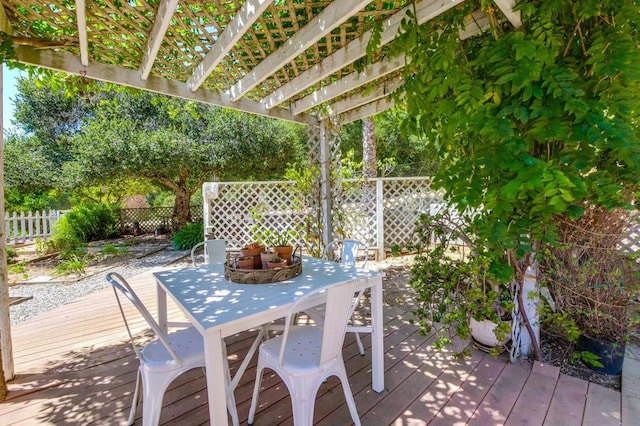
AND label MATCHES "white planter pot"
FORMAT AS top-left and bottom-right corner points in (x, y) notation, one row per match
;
(470, 317), (511, 347)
